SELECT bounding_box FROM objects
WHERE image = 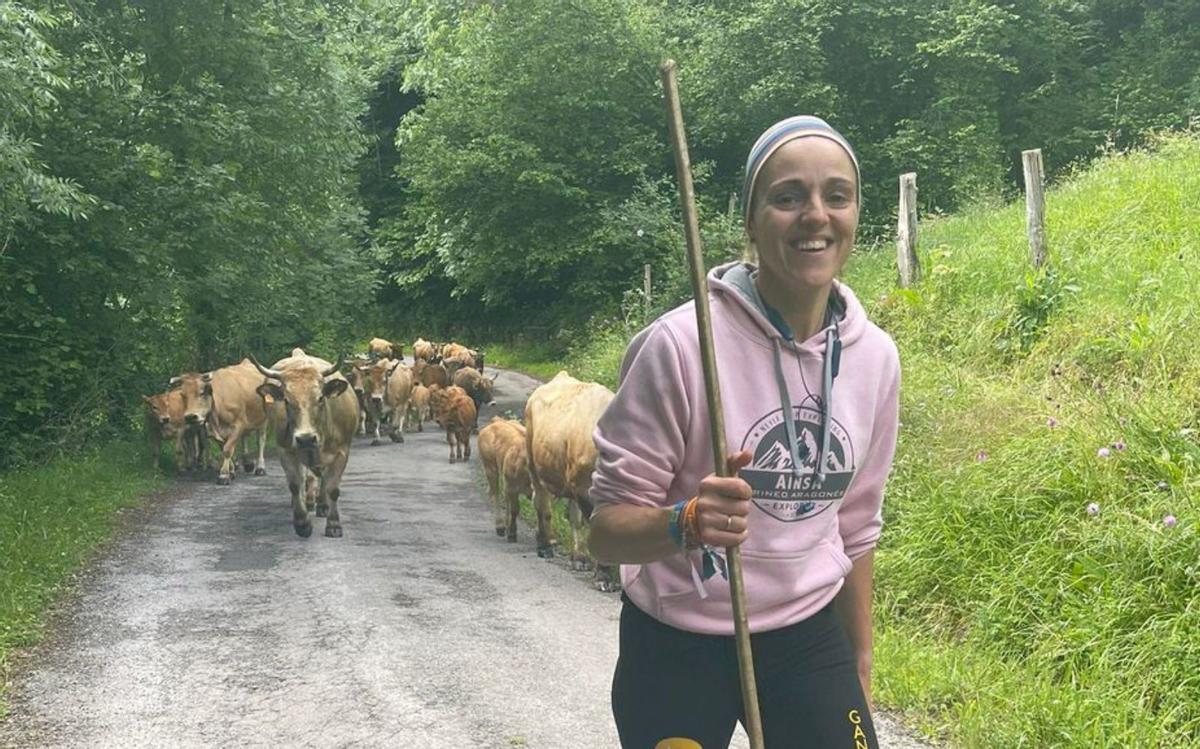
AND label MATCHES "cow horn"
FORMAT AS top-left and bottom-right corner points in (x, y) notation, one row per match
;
(249, 355), (282, 380)
(321, 358), (342, 378)
(168, 376), (182, 388)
